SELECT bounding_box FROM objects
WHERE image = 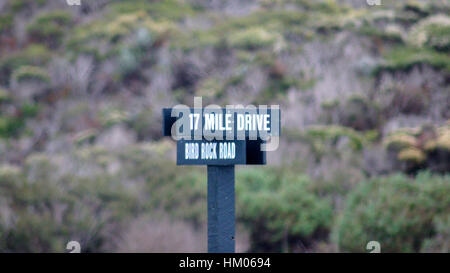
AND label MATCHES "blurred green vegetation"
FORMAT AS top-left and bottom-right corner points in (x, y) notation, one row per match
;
(0, 103), (39, 138)
(12, 66), (50, 84)
(27, 10), (73, 48)
(334, 172), (450, 252)
(384, 124), (450, 173)
(0, 15), (13, 34)
(2, 147), (447, 252)
(0, 45), (51, 85)
(377, 46), (450, 74)
(237, 168), (332, 252)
